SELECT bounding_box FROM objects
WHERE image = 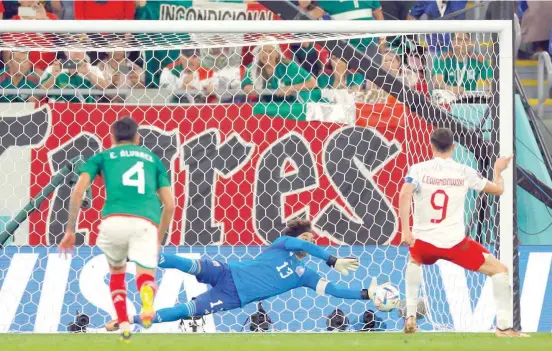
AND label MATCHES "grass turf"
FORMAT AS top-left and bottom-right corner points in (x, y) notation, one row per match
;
(2, 333), (551, 351)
